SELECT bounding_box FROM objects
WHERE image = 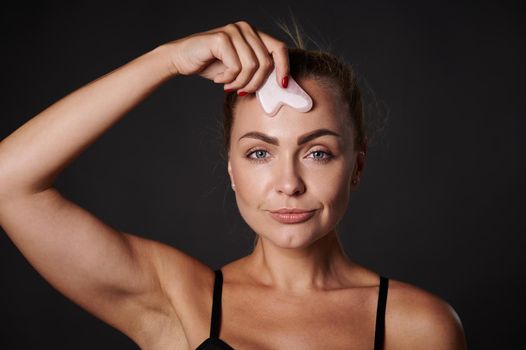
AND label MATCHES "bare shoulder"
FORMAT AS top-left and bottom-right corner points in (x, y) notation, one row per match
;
(385, 278), (468, 350)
